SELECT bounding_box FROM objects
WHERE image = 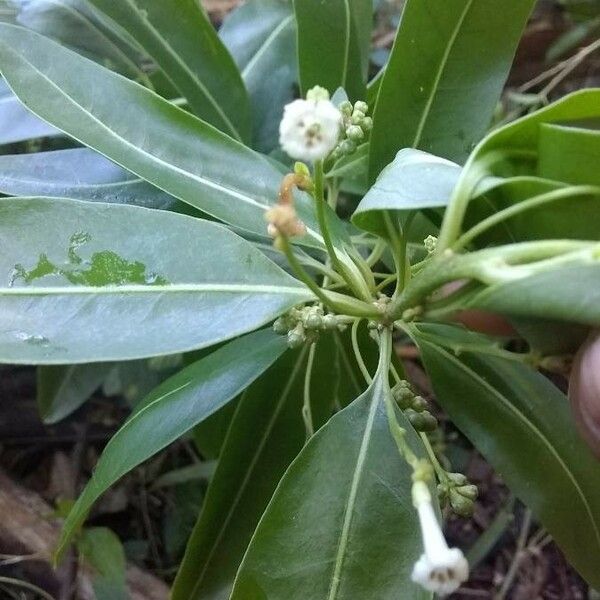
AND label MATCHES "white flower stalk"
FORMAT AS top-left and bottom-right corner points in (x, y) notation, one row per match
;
(279, 95), (342, 162)
(411, 480), (469, 596)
